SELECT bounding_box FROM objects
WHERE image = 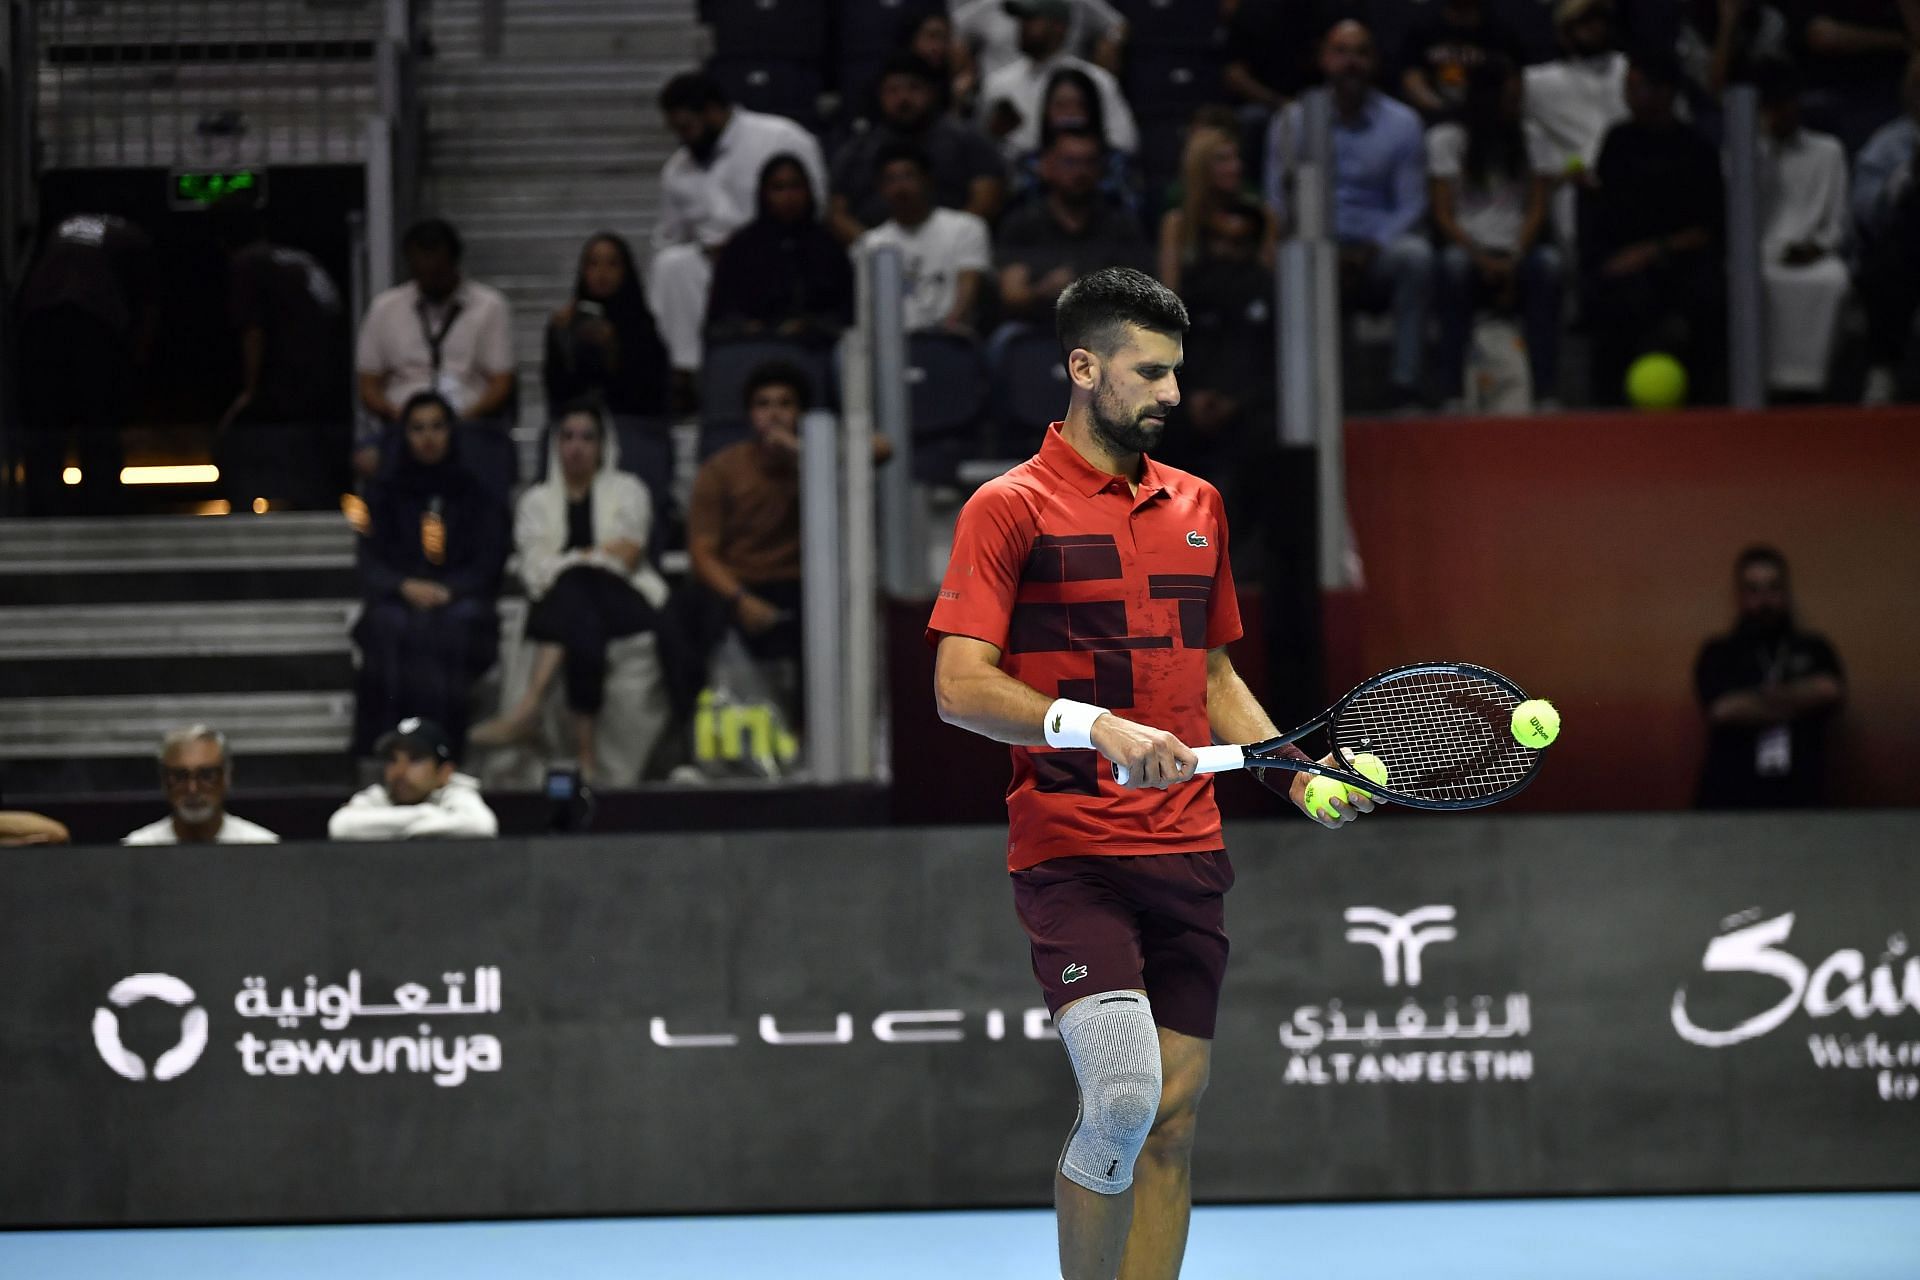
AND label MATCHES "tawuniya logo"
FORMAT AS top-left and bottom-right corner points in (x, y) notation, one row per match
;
(1280, 906), (1532, 1086)
(93, 973), (209, 1081)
